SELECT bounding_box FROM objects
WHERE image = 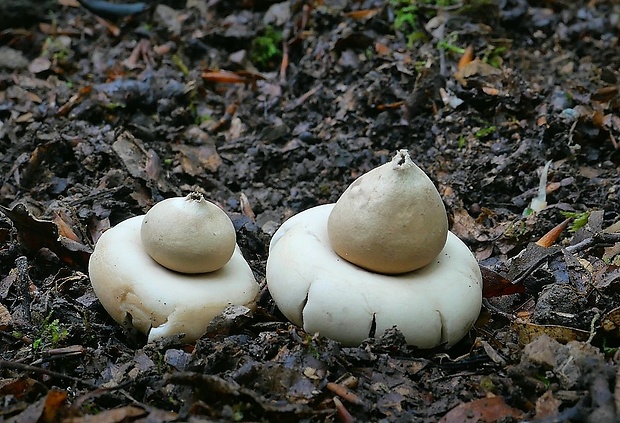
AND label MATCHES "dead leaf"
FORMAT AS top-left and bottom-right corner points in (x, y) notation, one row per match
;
(89, 216), (110, 245)
(604, 220), (620, 234)
(454, 58), (502, 87)
(344, 8), (380, 20)
(481, 86), (500, 96)
(457, 45), (474, 70)
(28, 57), (52, 74)
(438, 396), (523, 423)
(535, 390), (562, 419)
(592, 264), (620, 289)
(0, 204), (91, 268)
(601, 306), (620, 337)
(506, 243), (561, 282)
(10, 389), (68, 423)
(65, 405), (147, 423)
(0, 301), (12, 330)
(240, 193), (255, 221)
(202, 70), (262, 85)
(52, 211), (81, 243)
(43, 390), (68, 422)
(374, 42), (391, 57)
(591, 85), (618, 102)
(480, 266), (525, 298)
(0, 377), (40, 399)
(58, 0), (80, 6)
(172, 144), (222, 175)
(603, 244), (620, 266)
(112, 131), (179, 195)
(450, 208), (503, 243)
(512, 318), (590, 345)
